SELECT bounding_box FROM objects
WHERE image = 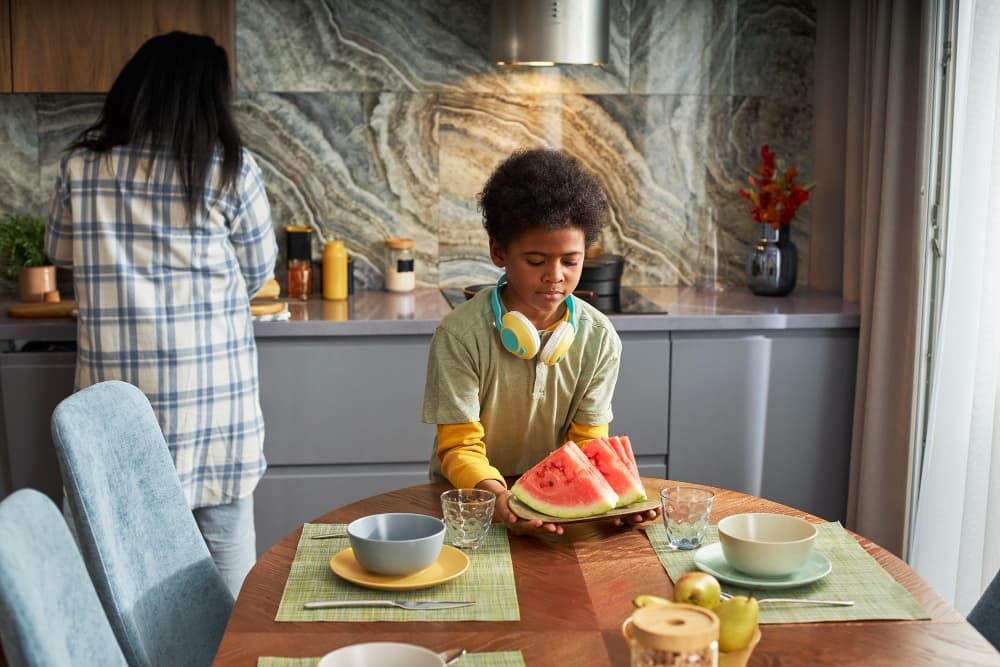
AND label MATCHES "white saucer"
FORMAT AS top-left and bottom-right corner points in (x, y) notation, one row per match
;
(693, 543), (832, 590)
